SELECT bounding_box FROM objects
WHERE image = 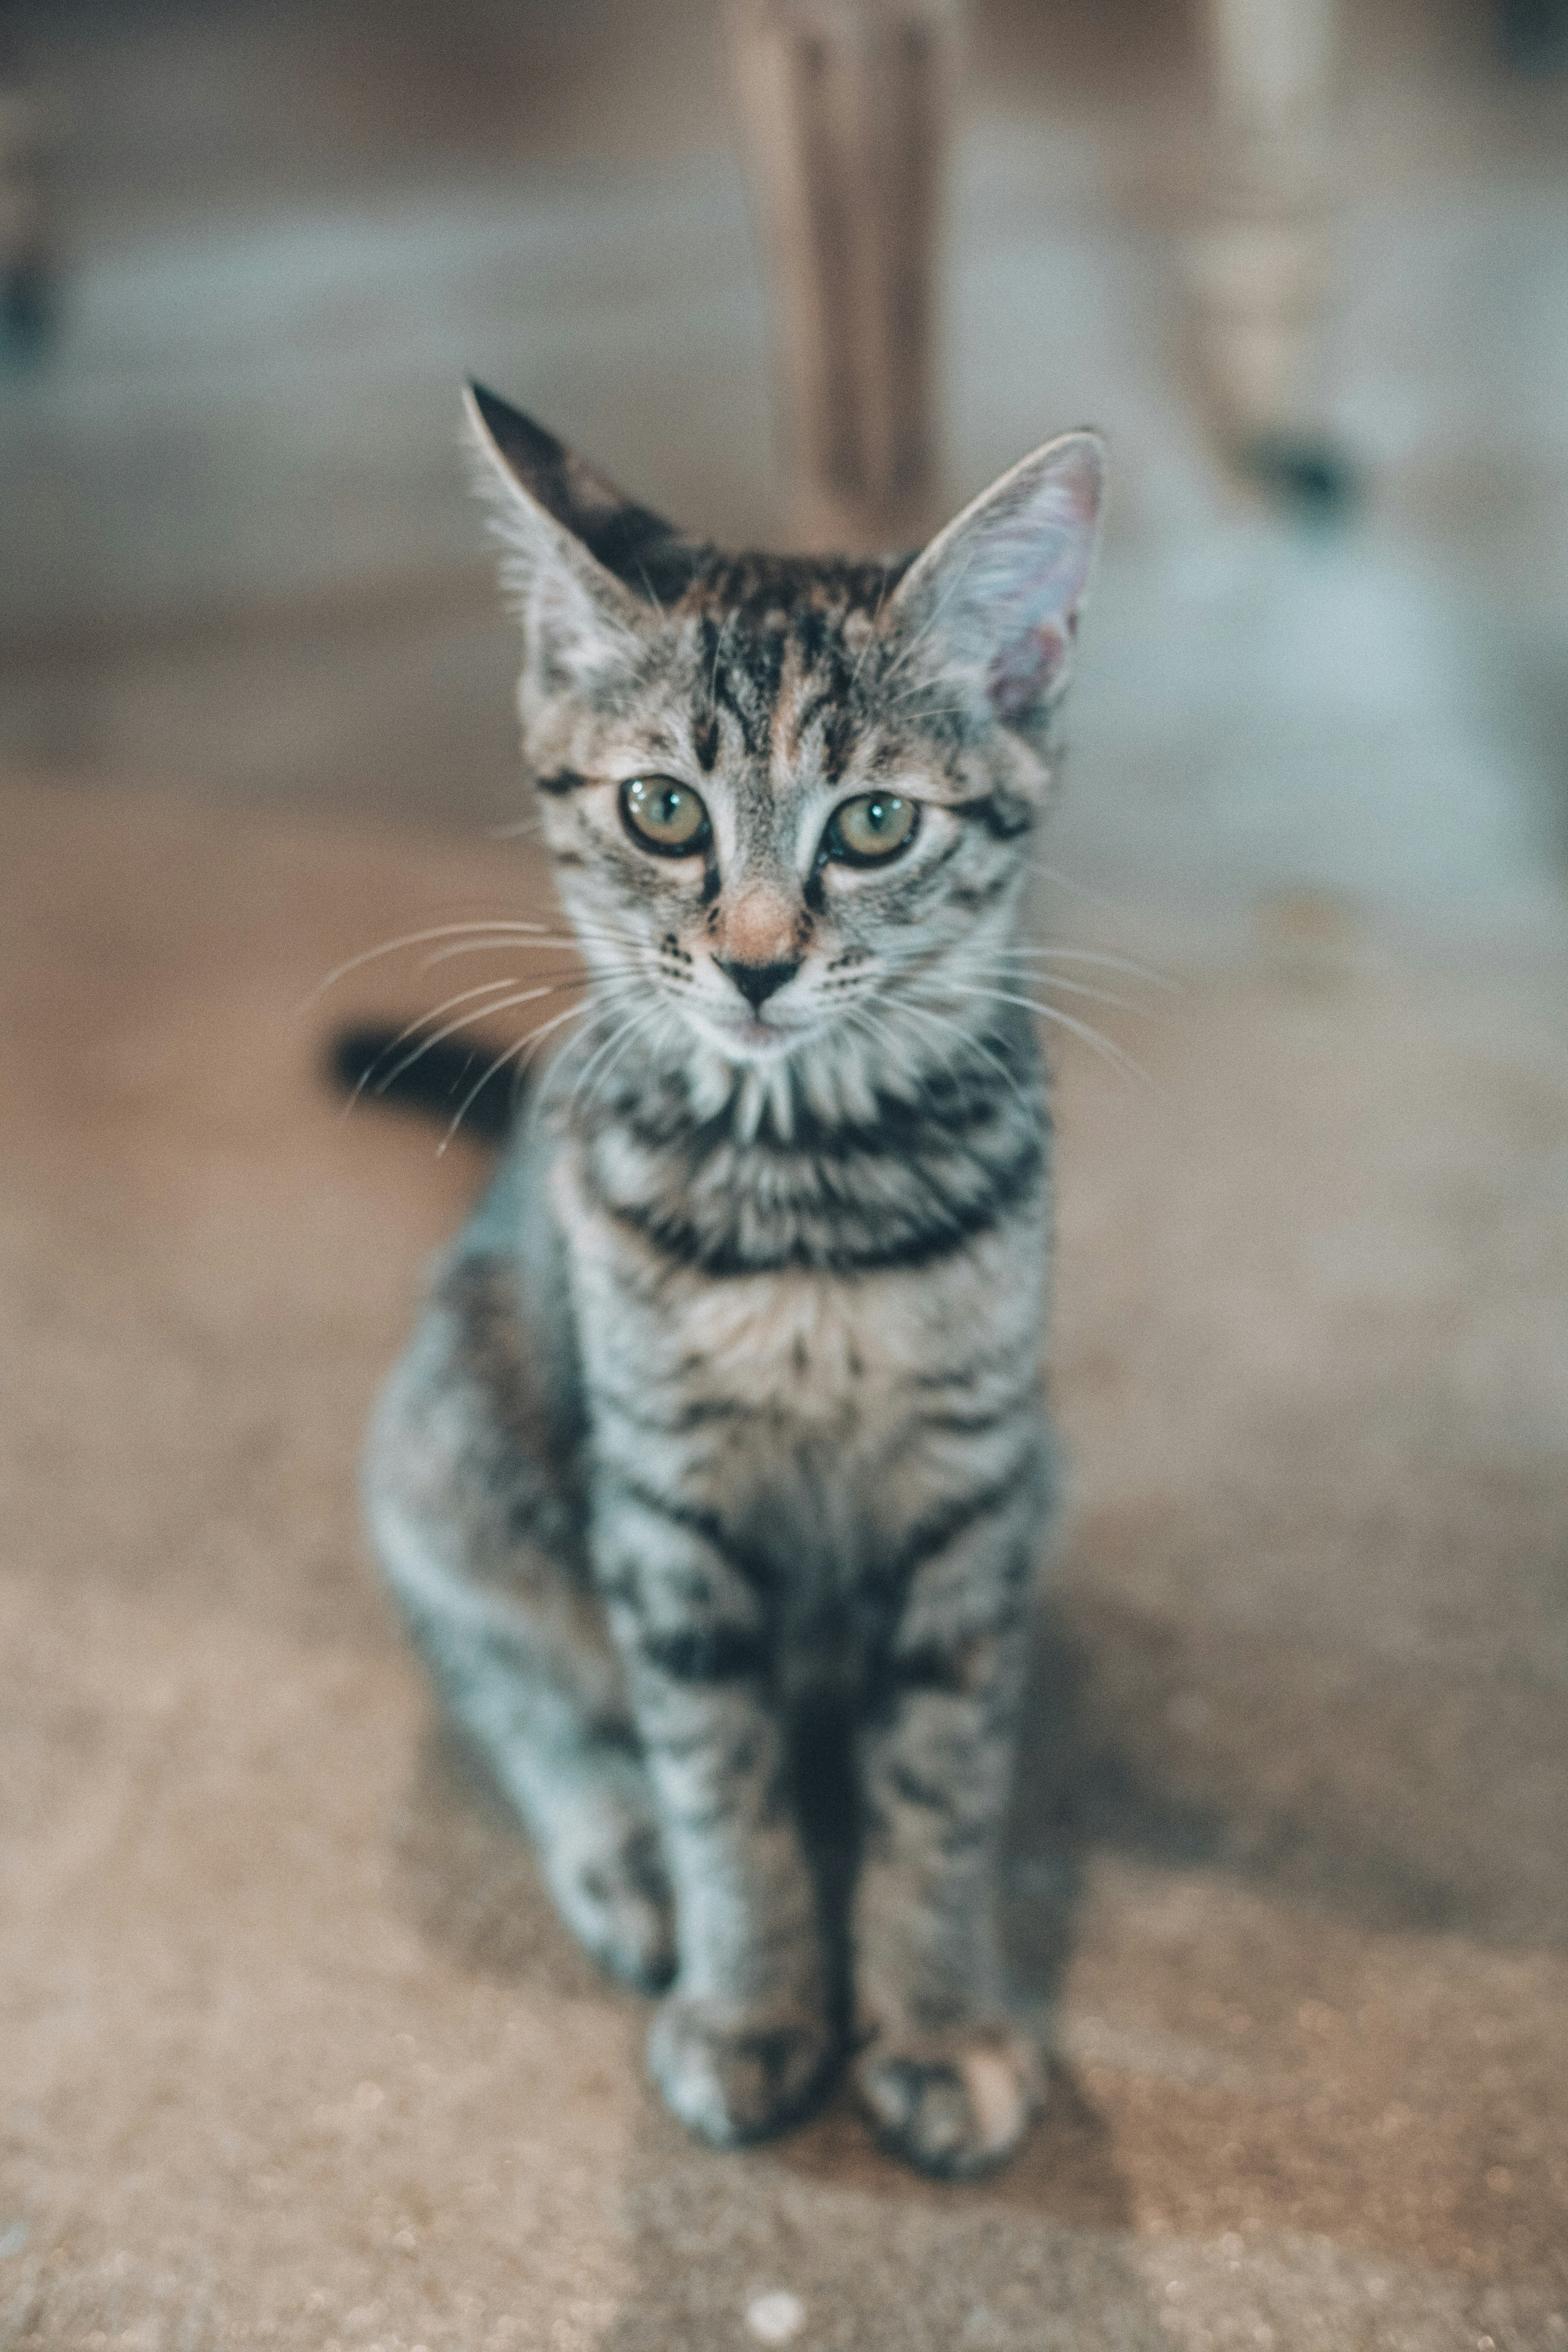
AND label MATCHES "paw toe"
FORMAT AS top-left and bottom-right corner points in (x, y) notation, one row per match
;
(648, 1998), (834, 2146)
(856, 2028), (1040, 2179)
